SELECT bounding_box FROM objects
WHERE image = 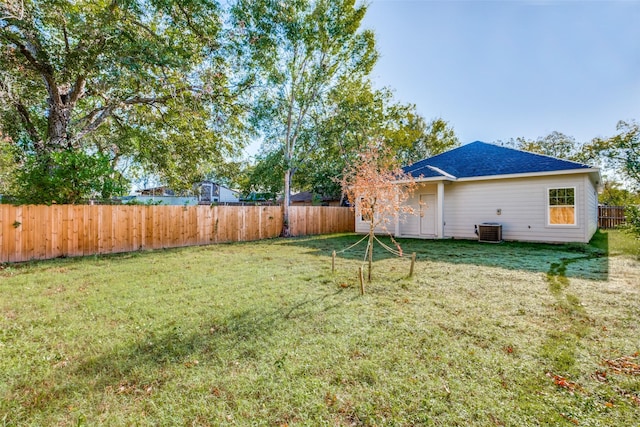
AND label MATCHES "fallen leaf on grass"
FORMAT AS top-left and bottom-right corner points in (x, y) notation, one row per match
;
(602, 354), (640, 375)
(591, 370), (607, 382)
(325, 392), (338, 407)
(547, 372), (581, 394)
